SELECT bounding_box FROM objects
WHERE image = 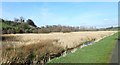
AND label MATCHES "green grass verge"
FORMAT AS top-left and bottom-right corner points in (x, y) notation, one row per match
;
(48, 32), (118, 63)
